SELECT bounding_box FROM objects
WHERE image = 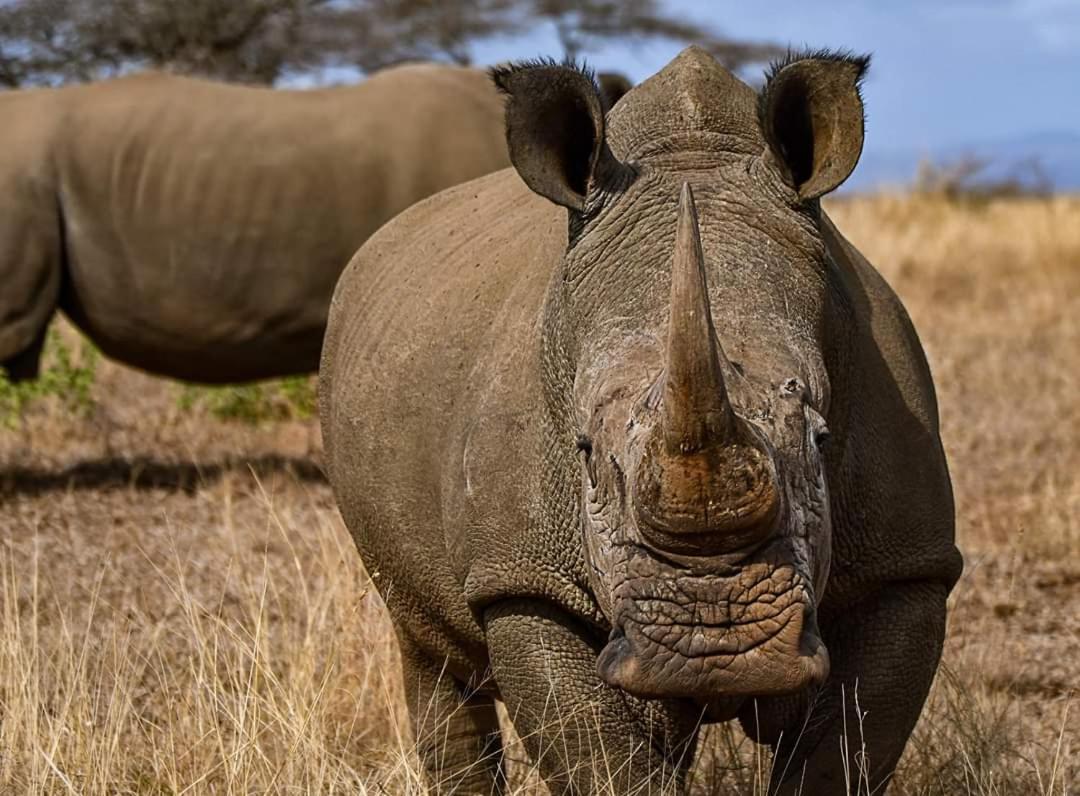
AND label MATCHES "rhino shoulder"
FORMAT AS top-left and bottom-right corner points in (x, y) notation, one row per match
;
(323, 167), (544, 349)
(321, 167), (558, 469)
(821, 213), (961, 594)
(821, 213), (942, 434)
